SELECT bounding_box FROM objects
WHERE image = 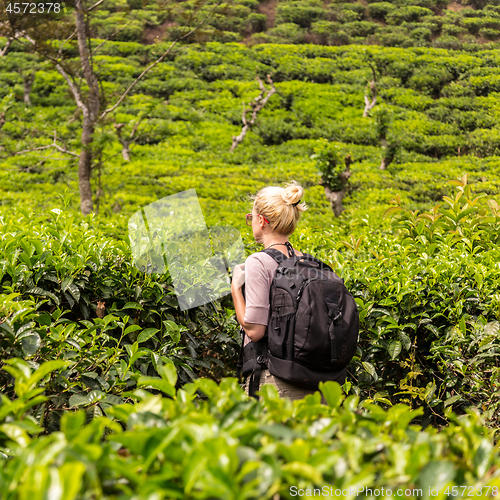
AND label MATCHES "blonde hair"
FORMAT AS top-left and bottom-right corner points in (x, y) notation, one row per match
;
(248, 180), (308, 236)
